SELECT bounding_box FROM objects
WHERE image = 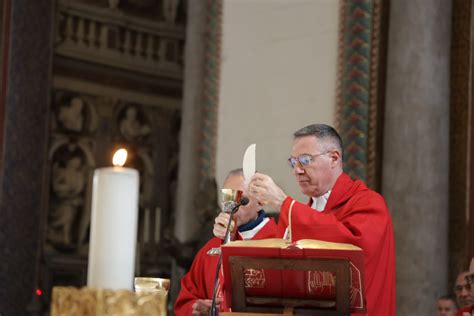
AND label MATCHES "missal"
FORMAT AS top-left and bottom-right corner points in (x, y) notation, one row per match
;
(221, 238), (366, 313)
